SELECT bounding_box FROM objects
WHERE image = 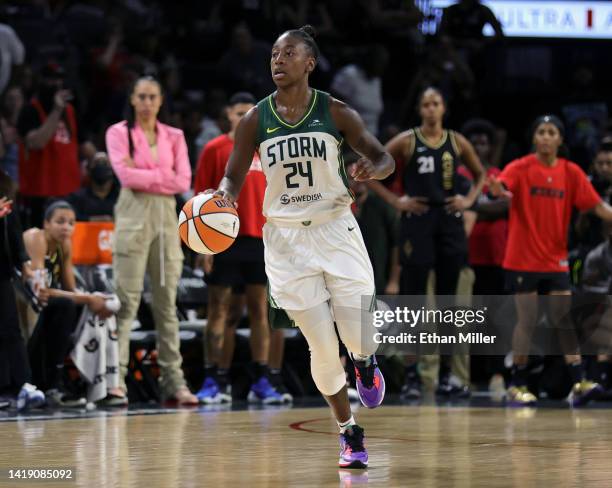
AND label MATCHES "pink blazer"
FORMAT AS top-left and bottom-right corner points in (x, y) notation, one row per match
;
(105, 120), (191, 195)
